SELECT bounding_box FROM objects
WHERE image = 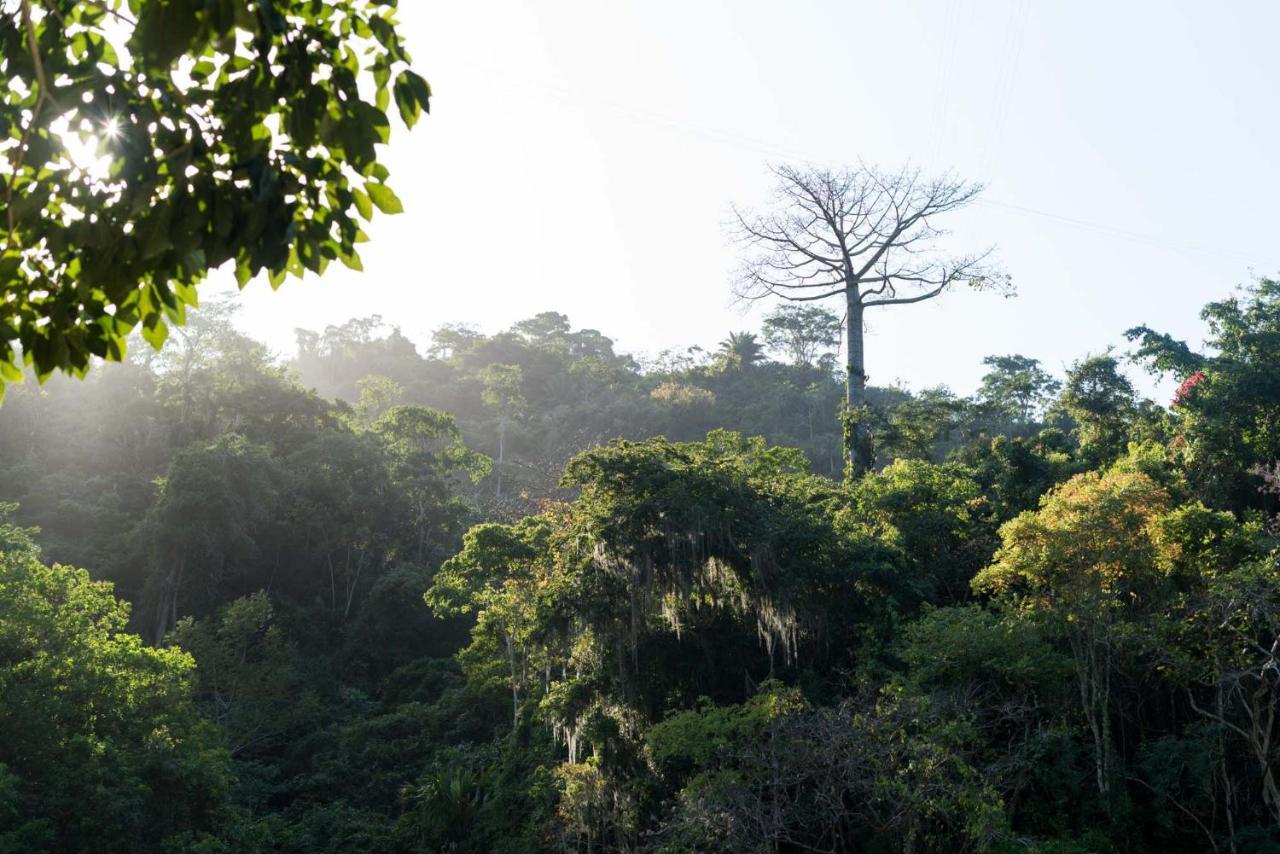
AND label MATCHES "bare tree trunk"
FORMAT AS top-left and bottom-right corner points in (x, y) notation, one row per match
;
(1069, 626), (1111, 799)
(496, 419), (506, 499)
(343, 554), (364, 621)
(844, 296), (870, 478)
(1218, 685), (1239, 854)
(328, 555), (337, 614)
(153, 547), (186, 642)
(504, 630), (520, 728)
(1188, 656), (1280, 826)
